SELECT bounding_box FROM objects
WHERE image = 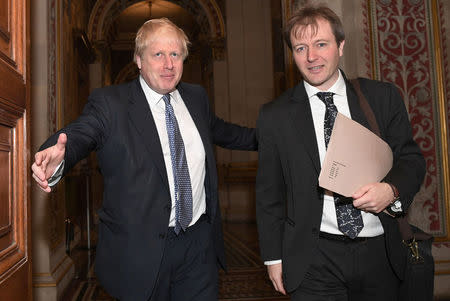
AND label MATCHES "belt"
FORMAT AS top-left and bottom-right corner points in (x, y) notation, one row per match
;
(319, 231), (383, 243)
(168, 214), (209, 237)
